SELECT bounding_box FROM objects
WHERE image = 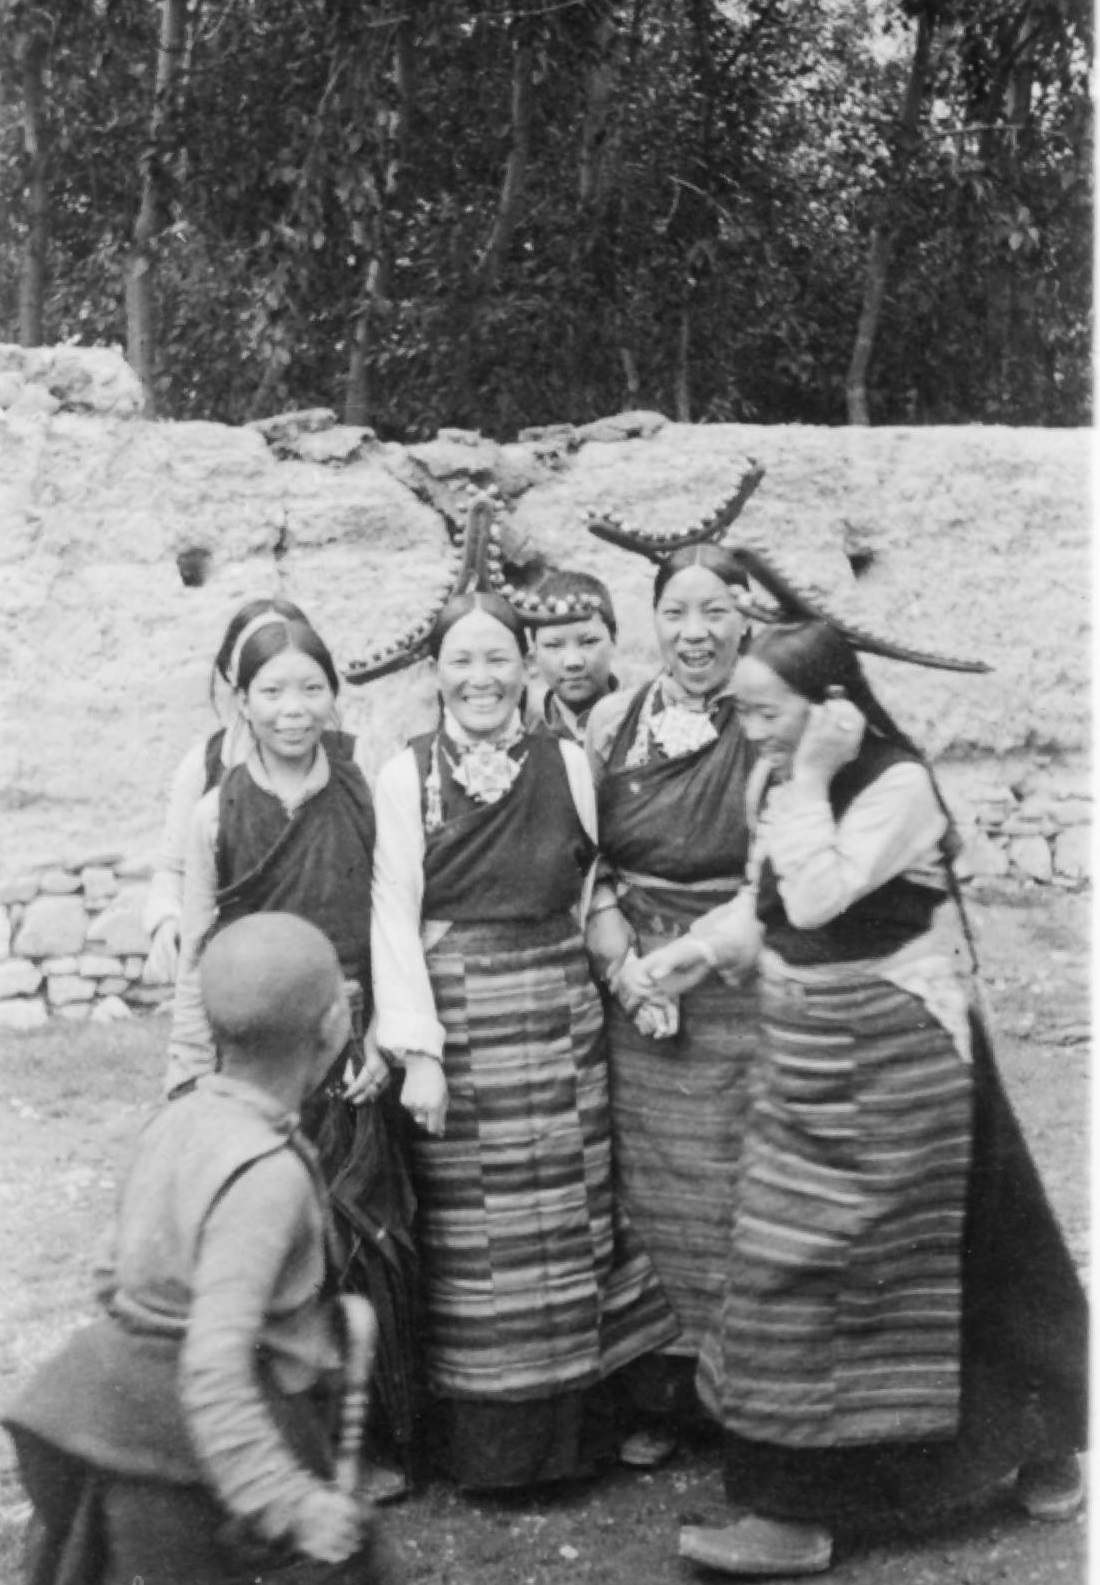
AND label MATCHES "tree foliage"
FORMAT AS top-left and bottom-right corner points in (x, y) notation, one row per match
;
(0, 0), (1090, 432)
